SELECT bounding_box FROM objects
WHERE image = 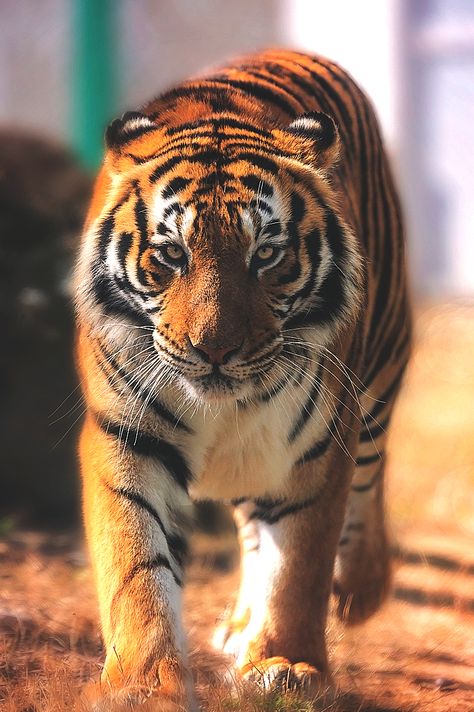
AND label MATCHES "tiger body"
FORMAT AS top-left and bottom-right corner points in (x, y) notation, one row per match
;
(75, 49), (410, 707)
